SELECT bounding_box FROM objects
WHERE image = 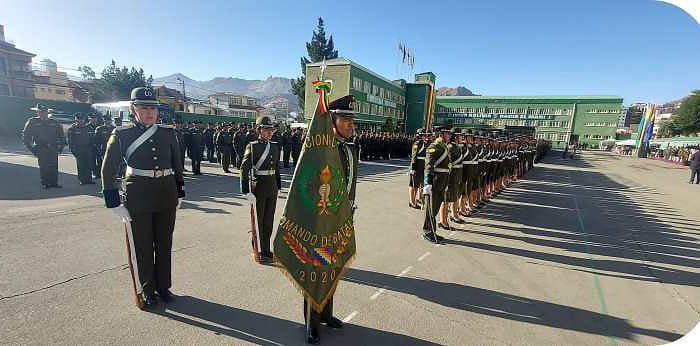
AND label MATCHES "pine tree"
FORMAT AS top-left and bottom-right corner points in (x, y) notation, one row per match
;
(290, 17), (339, 114)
